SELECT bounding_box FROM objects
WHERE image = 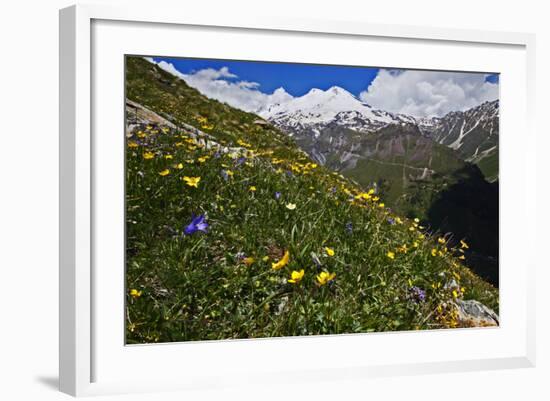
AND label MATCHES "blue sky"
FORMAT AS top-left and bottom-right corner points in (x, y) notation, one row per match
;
(151, 57), (381, 97)
(146, 56), (499, 117)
